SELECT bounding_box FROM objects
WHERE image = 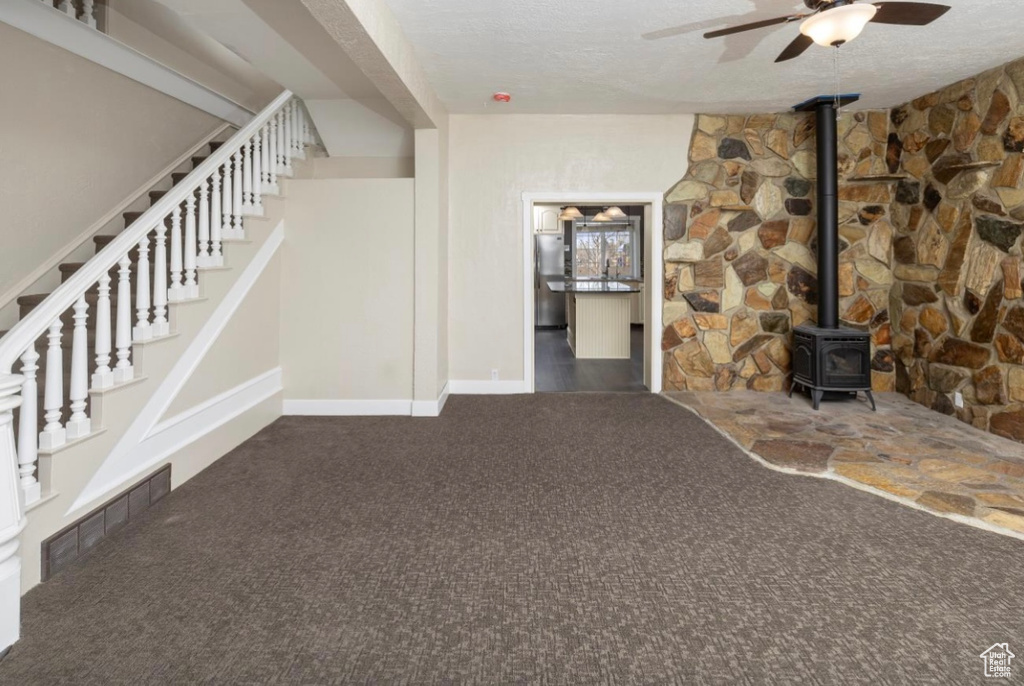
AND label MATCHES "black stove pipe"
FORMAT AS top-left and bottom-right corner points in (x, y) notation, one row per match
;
(815, 101), (839, 329)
